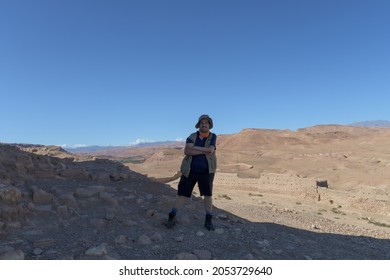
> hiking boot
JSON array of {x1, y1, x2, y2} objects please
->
[
  {"x1": 165, "y1": 211, "x2": 176, "y2": 229},
  {"x1": 204, "y1": 214, "x2": 215, "y2": 231}
]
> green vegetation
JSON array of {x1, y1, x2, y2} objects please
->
[
  {"x1": 361, "y1": 217, "x2": 390, "y2": 228},
  {"x1": 369, "y1": 221, "x2": 390, "y2": 228},
  {"x1": 331, "y1": 207, "x2": 346, "y2": 215},
  {"x1": 117, "y1": 157, "x2": 145, "y2": 164},
  {"x1": 220, "y1": 194, "x2": 232, "y2": 200},
  {"x1": 249, "y1": 193, "x2": 263, "y2": 197},
  {"x1": 317, "y1": 209, "x2": 327, "y2": 215}
]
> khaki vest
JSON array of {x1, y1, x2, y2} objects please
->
[{"x1": 180, "y1": 132, "x2": 217, "y2": 177}]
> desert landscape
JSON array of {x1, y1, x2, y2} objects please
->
[{"x1": 1, "y1": 125, "x2": 389, "y2": 260}]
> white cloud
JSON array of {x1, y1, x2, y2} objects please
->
[
  {"x1": 127, "y1": 139, "x2": 156, "y2": 146},
  {"x1": 127, "y1": 138, "x2": 184, "y2": 146},
  {"x1": 60, "y1": 144, "x2": 88, "y2": 149}
]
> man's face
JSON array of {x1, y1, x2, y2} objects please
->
[{"x1": 199, "y1": 119, "x2": 210, "y2": 132}]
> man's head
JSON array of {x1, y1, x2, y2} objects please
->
[{"x1": 195, "y1": 114, "x2": 213, "y2": 132}]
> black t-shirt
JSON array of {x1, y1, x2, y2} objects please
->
[{"x1": 187, "y1": 132, "x2": 216, "y2": 173}]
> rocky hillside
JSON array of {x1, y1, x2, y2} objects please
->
[{"x1": 1, "y1": 143, "x2": 389, "y2": 260}]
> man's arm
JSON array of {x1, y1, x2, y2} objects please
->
[{"x1": 184, "y1": 143, "x2": 215, "y2": 156}]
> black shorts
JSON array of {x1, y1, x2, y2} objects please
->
[{"x1": 177, "y1": 172, "x2": 215, "y2": 198}]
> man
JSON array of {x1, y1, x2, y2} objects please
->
[{"x1": 166, "y1": 114, "x2": 217, "y2": 230}]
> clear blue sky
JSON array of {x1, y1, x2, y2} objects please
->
[{"x1": 1, "y1": 0, "x2": 389, "y2": 147}]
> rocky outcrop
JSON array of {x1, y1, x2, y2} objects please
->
[
  {"x1": 0, "y1": 143, "x2": 156, "y2": 260},
  {"x1": 0, "y1": 144, "x2": 135, "y2": 185}
]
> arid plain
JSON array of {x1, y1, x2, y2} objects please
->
[{"x1": 105, "y1": 125, "x2": 390, "y2": 235}]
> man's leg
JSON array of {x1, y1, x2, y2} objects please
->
[
  {"x1": 204, "y1": 195, "x2": 213, "y2": 215},
  {"x1": 166, "y1": 195, "x2": 187, "y2": 229},
  {"x1": 199, "y1": 173, "x2": 215, "y2": 231},
  {"x1": 172, "y1": 195, "x2": 187, "y2": 210},
  {"x1": 166, "y1": 174, "x2": 197, "y2": 229},
  {"x1": 203, "y1": 196, "x2": 214, "y2": 231}
]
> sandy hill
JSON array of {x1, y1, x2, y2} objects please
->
[
  {"x1": 121, "y1": 125, "x2": 390, "y2": 185},
  {"x1": 1, "y1": 125, "x2": 390, "y2": 260}
]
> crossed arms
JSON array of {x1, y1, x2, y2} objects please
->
[{"x1": 184, "y1": 143, "x2": 215, "y2": 156}]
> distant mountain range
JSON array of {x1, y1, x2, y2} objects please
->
[
  {"x1": 64, "y1": 121, "x2": 390, "y2": 153},
  {"x1": 350, "y1": 120, "x2": 390, "y2": 128},
  {"x1": 63, "y1": 145, "x2": 121, "y2": 153},
  {"x1": 64, "y1": 141, "x2": 183, "y2": 153}
]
